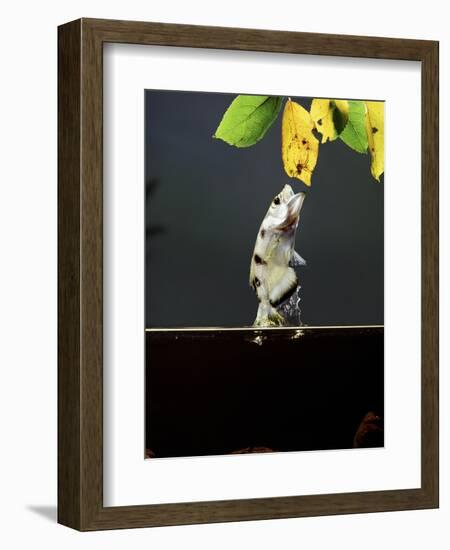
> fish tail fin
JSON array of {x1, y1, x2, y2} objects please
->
[{"x1": 253, "y1": 302, "x2": 287, "y2": 328}]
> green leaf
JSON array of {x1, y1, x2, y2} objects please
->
[
  {"x1": 339, "y1": 100, "x2": 368, "y2": 153},
  {"x1": 213, "y1": 95, "x2": 283, "y2": 148}
]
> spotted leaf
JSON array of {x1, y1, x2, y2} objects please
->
[
  {"x1": 281, "y1": 99, "x2": 319, "y2": 186},
  {"x1": 310, "y1": 99, "x2": 349, "y2": 143},
  {"x1": 365, "y1": 101, "x2": 384, "y2": 181}
]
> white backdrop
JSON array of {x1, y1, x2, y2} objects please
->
[
  {"x1": 0, "y1": 0, "x2": 447, "y2": 548},
  {"x1": 103, "y1": 45, "x2": 421, "y2": 506}
]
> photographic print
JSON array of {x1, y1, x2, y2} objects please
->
[
  {"x1": 145, "y1": 90, "x2": 384, "y2": 459},
  {"x1": 58, "y1": 19, "x2": 438, "y2": 529}
]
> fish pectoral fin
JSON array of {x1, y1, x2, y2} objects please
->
[
  {"x1": 268, "y1": 266, "x2": 298, "y2": 307},
  {"x1": 249, "y1": 262, "x2": 255, "y2": 287},
  {"x1": 290, "y1": 250, "x2": 307, "y2": 267}
]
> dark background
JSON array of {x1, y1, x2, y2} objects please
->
[{"x1": 145, "y1": 90, "x2": 384, "y2": 327}]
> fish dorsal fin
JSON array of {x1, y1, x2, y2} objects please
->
[
  {"x1": 290, "y1": 250, "x2": 307, "y2": 267},
  {"x1": 268, "y1": 266, "x2": 298, "y2": 307}
]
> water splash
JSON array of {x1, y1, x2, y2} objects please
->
[{"x1": 278, "y1": 285, "x2": 302, "y2": 326}]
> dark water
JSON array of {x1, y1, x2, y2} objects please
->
[{"x1": 146, "y1": 326, "x2": 384, "y2": 458}]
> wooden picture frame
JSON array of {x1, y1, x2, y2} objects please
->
[{"x1": 58, "y1": 18, "x2": 439, "y2": 531}]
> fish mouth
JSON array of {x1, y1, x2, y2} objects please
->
[{"x1": 278, "y1": 193, "x2": 305, "y2": 230}]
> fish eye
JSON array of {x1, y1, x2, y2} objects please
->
[{"x1": 273, "y1": 197, "x2": 280, "y2": 205}]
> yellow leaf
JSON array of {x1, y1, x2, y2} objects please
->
[
  {"x1": 310, "y1": 99, "x2": 349, "y2": 143},
  {"x1": 310, "y1": 99, "x2": 335, "y2": 143},
  {"x1": 334, "y1": 100, "x2": 349, "y2": 118},
  {"x1": 282, "y1": 99, "x2": 319, "y2": 186},
  {"x1": 365, "y1": 101, "x2": 384, "y2": 181}
]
